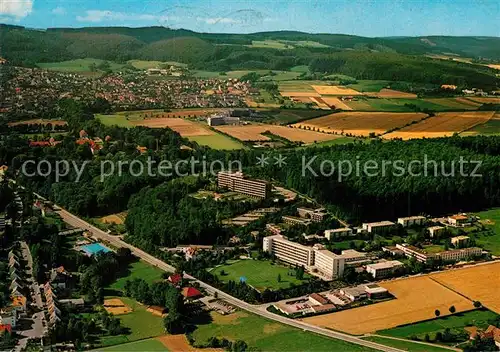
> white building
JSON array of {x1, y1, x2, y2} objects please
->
[
  {"x1": 448, "y1": 214, "x2": 470, "y2": 227},
  {"x1": 428, "y1": 226, "x2": 446, "y2": 238},
  {"x1": 263, "y1": 235, "x2": 345, "y2": 279},
  {"x1": 366, "y1": 260, "x2": 404, "y2": 279},
  {"x1": 362, "y1": 221, "x2": 395, "y2": 233},
  {"x1": 340, "y1": 249, "x2": 370, "y2": 266},
  {"x1": 439, "y1": 247, "x2": 482, "y2": 262},
  {"x1": 397, "y1": 216, "x2": 426, "y2": 227},
  {"x1": 324, "y1": 228, "x2": 353, "y2": 240},
  {"x1": 451, "y1": 235, "x2": 470, "y2": 247}
]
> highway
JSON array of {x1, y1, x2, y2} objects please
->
[{"x1": 55, "y1": 205, "x2": 403, "y2": 352}]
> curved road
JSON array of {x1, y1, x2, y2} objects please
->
[{"x1": 56, "y1": 205, "x2": 402, "y2": 352}]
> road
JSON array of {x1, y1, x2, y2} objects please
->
[{"x1": 56, "y1": 205, "x2": 402, "y2": 352}]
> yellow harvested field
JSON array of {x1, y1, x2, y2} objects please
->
[
  {"x1": 215, "y1": 124, "x2": 341, "y2": 143},
  {"x1": 373, "y1": 89, "x2": 417, "y2": 99},
  {"x1": 454, "y1": 97, "x2": 483, "y2": 107},
  {"x1": 383, "y1": 111, "x2": 495, "y2": 140},
  {"x1": 134, "y1": 118, "x2": 213, "y2": 137},
  {"x1": 311, "y1": 85, "x2": 362, "y2": 96},
  {"x1": 487, "y1": 64, "x2": 500, "y2": 70},
  {"x1": 280, "y1": 91, "x2": 321, "y2": 97},
  {"x1": 104, "y1": 298, "x2": 132, "y2": 315},
  {"x1": 302, "y1": 276, "x2": 473, "y2": 335},
  {"x1": 293, "y1": 112, "x2": 426, "y2": 137},
  {"x1": 431, "y1": 262, "x2": 500, "y2": 314},
  {"x1": 309, "y1": 97, "x2": 331, "y2": 109},
  {"x1": 467, "y1": 97, "x2": 500, "y2": 104},
  {"x1": 157, "y1": 335, "x2": 223, "y2": 352},
  {"x1": 320, "y1": 97, "x2": 353, "y2": 110},
  {"x1": 100, "y1": 212, "x2": 127, "y2": 225}
]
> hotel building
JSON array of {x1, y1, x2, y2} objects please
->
[
  {"x1": 397, "y1": 216, "x2": 426, "y2": 227},
  {"x1": 217, "y1": 171, "x2": 271, "y2": 199}
]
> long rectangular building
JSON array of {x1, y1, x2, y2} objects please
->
[
  {"x1": 263, "y1": 235, "x2": 346, "y2": 279},
  {"x1": 396, "y1": 243, "x2": 482, "y2": 263},
  {"x1": 217, "y1": 171, "x2": 270, "y2": 199}
]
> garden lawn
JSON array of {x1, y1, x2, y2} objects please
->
[
  {"x1": 362, "y1": 336, "x2": 452, "y2": 352},
  {"x1": 472, "y1": 208, "x2": 500, "y2": 255},
  {"x1": 193, "y1": 311, "x2": 375, "y2": 352},
  {"x1": 109, "y1": 261, "x2": 164, "y2": 292},
  {"x1": 95, "y1": 337, "x2": 168, "y2": 351},
  {"x1": 99, "y1": 297, "x2": 165, "y2": 347},
  {"x1": 377, "y1": 309, "x2": 498, "y2": 339},
  {"x1": 213, "y1": 260, "x2": 309, "y2": 291}
]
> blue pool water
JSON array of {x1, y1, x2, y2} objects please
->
[{"x1": 80, "y1": 243, "x2": 111, "y2": 256}]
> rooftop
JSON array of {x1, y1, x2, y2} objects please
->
[{"x1": 367, "y1": 260, "x2": 403, "y2": 270}]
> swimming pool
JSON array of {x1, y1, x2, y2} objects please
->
[{"x1": 80, "y1": 243, "x2": 111, "y2": 256}]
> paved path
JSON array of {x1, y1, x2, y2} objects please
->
[{"x1": 54, "y1": 205, "x2": 402, "y2": 352}]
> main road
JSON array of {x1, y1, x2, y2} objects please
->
[{"x1": 56, "y1": 205, "x2": 402, "y2": 352}]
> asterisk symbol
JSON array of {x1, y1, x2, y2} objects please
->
[
  {"x1": 274, "y1": 154, "x2": 287, "y2": 167},
  {"x1": 256, "y1": 154, "x2": 269, "y2": 167}
]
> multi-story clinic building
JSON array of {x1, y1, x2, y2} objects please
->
[
  {"x1": 217, "y1": 171, "x2": 271, "y2": 199},
  {"x1": 263, "y1": 235, "x2": 345, "y2": 279}
]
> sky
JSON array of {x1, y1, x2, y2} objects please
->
[{"x1": 0, "y1": 0, "x2": 499, "y2": 37}]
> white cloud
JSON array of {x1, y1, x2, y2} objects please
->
[
  {"x1": 51, "y1": 6, "x2": 65, "y2": 15},
  {"x1": 76, "y1": 10, "x2": 173, "y2": 23},
  {"x1": 0, "y1": 0, "x2": 33, "y2": 19},
  {"x1": 199, "y1": 17, "x2": 239, "y2": 25}
]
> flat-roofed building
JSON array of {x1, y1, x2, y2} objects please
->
[
  {"x1": 340, "y1": 249, "x2": 370, "y2": 266},
  {"x1": 314, "y1": 249, "x2": 345, "y2": 280},
  {"x1": 282, "y1": 215, "x2": 311, "y2": 226},
  {"x1": 428, "y1": 226, "x2": 446, "y2": 238},
  {"x1": 451, "y1": 235, "x2": 470, "y2": 247},
  {"x1": 364, "y1": 283, "x2": 389, "y2": 299},
  {"x1": 308, "y1": 293, "x2": 329, "y2": 306},
  {"x1": 324, "y1": 227, "x2": 353, "y2": 240},
  {"x1": 397, "y1": 216, "x2": 426, "y2": 227},
  {"x1": 263, "y1": 235, "x2": 345, "y2": 279},
  {"x1": 438, "y1": 247, "x2": 482, "y2": 262},
  {"x1": 448, "y1": 214, "x2": 470, "y2": 227},
  {"x1": 297, "y1": 207, "x2": 327, "y2": 222},
  {"x1": 396, "y1": 244, "x2": 434, "y2": 263},
  {"x1": 263, "y1": 235, "x2": 314, "y2": 268},
  {"x1": 217, "y1": 171, "x2": 270, "y2": 199},
  {"x1": 366, "y1": 260, "x2": 404, "y2": 279},
  {"x1": 362, "y1": 221, "x2": 395, "y2": 233},
  {"x1": 340, "y1": 286, "x2": 367, "y2": 302},
  {"x1": 266, "y1": 223, "x2": 283, "y2": 236}
]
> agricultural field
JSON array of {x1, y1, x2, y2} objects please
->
[
  {"x1": 96, "y1": 338, "x2": 168, "y2": 351},
  {"x1": 377, "y1": 309, "x2": 498, "y2": 339},
  {"x1": 293, "y1": 112, "x2": 427, "y2": 136},
  {"x1": 37, "y1": 58, "x2": 125, "y2": 75},
  {"x1": 108, "y1": 260, "x2": 164, "y2": 292},
  {"x1": 278, "y1": 80, "x2": 326, "y2": 93},
  {"x1": 215, "y1": 124, "x2": 342, "y2": 143},
  {"x1": 383, "y1": 111, "x2": 495, "y2": 140},
  {"x1": 249, "y1": 40, "x2": 292, "y2": 50},
  {"x1": 302, "y1": 276, "x2": 474, "y2": 335},
  {"x1": 369, "y1": 89, "x2": 417, "y2": 99},
  {"x1": 361, "y1": 336, "x2": 452, "y2": 352},
  {"x1": 430, "y1": 261, "x2": 500, "y2": 314},
  {"x1": 188, "y1": 134, "x2": 244, "y2": 150},
  {"x1": 134, "y1": 118, "x2": 212, "y2": 136},
  {"x1": 455, "y1": 97, "x2": 483, "y2": 107},
  {"x1": 7, "y1": 119, "x2": 67, "y2": 127},
  {"x1": 423, "y1": 98, "x2": 481, "y2": 110},
  {"x1": 345, "y1": 80, "x2": 391, "y2": 92},
  {"x1": 100, "y1": 212, "x2": 127, "y2": 225},
  {"x1": 192, "y1": 311, "x2": 376, "y2": 352},
  {"x1": 311, "y1": 85, "x2": 363, "y2": 96},
  {"x1": 466, "y1": 97, "x2": 500, "y2": 104},
  {"x1": 260, "y1": 109, "x2": 332, "y2": 124},
  {"x1": 319, "y1": 97, "x2": 353, "y2": 110},
  {"x1": 212, "y1": 259, "x2": 309, "y2": 291},
  {"x1": 461, "y1": 119, "x2": 500, "y2": 135},
  {"x1": 156, "y1": 335, "x2": 220, "y2": 351}
]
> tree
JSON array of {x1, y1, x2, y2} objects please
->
[
  {"x1": 424, "y1": 334, "x2": 430, "y2": 342},
  {"x1": 163, "y1": 310, "x2": 185, "y2": 334},
  {"x1": 449, "y1": 305, "x2": 456, "y2": 314},
  {"x1": 435, "y1": 309, "x2": 441, "y2": 317},
  {"x1": 473, "y1": 301, "x2": 482, "y2": 308},
  {"x1": 277, "y1": 274, "x2": 281, "y2": 282}
]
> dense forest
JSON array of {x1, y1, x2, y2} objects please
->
[{"x1": 1, "y1": 24, "x2": 499, "y2": 89}]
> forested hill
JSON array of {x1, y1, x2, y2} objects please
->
[{"x1": 1, "y1": 24, "x2": 499, "y2": 88}]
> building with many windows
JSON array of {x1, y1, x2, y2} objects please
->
[
  {"x1": 262, "y1": 235, "x2": 347, "y2": 279},
  {"x1": 362, "y1": 221, "x2": 395, "y2": 233},
  {"x1": 366, "y1": 260, "x2": 404, "y2": 279},
  {"x1": 217, "y1": 171, "x2": 271, "y2": 199},
  {"x1": 396, "y1": 243, "x2": 482, "y2": 263},
  {"x1": 297, "y1": 207, "x2": 328, "y2": 222},
  {"x1": 324, "y1": 227, "x2": 353, "y2": 240},
  {"x1": 397, "y1": 216, "x2": 426, "y2": 227}
]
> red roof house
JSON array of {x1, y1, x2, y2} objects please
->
[
  {"x1": 168, "y1": 273, "x2": 182, "y2": 285},
  {"x1": 181, "y1": 287, "x2": 202, "y2": 299},
  {"x1": 0, "y1": 324, "x2": 12, "y2": 334}
]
